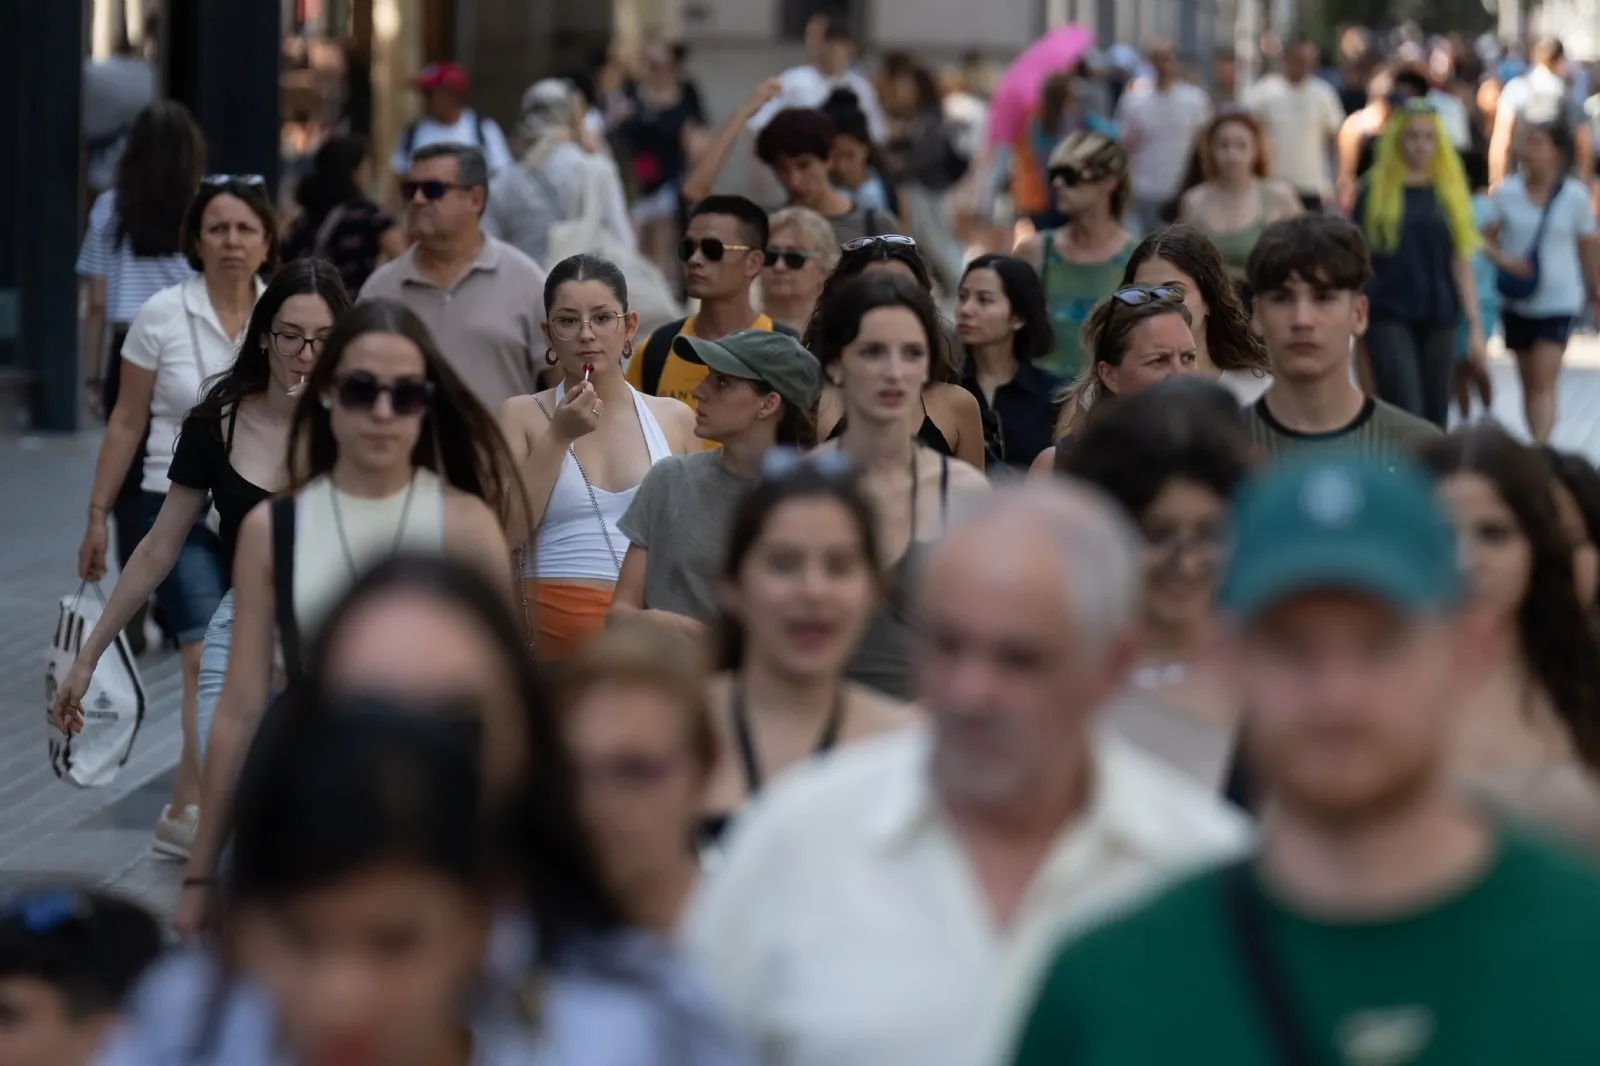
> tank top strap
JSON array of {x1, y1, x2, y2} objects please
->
[{"x1": 553, "y1": 381, "x2": 673, "y2": 463}]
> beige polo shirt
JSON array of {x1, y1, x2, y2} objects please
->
[{"x1": 358, "y1": 235, "x2": 546, "y2": 410}]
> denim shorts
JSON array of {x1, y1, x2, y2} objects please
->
[
  {"x1": 140, "y1": 491, "x2": 227, "y2": 646},
  {"x1": 195, "y1": 591, "x2": 234, "y2": 763}
]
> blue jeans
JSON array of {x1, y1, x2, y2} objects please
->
[
  {"x1": 139, "y1": 491, "x2": 226, "y2": 646},
  {"x1": 196, "y1": 590, "x2": 234, "y2": 764}
]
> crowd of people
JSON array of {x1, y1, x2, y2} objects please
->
[{"x1": 14, "y1": 17, "x2": 1600, "y2": 1066}]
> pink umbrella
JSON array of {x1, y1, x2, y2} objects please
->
[{"x1": 988, "y1": 25, "x2": 1096, "y2": 148}]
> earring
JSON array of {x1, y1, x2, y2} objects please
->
[
  {"x1": 828, "y1": 370, "x2": 842, "y2": 386},
  {"x1": 623, "y1": 341, "x2": 634, "y2": 360},
  {"x1": 319, "y1": 396, "x2": 333, "y2": 410},
  {"x1": 544, "y1": 349, "x2": 558, "y2": 366}
]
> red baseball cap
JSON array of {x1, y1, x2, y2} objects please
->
[{"x1": 414, "y1": 62, "x2": 469, "y2": 94}]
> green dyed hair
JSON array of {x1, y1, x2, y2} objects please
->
[{"x1": 1361, "y1": 106, "x2": 1478, "y2": 258}]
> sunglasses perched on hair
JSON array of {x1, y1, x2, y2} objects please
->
[
  {"x1": 678, "y1": 237, "x2": 754, "y2": 262},
  {"x1": 400, "y1": 179, "x2": 467, "y2": 202},
  {"x1": 2, "y1": 890, "x2": 91, "y2": 935},
  {"x1": 1110, "y1": 285, "x2": 1186, "y2": 308},
  {"x1": 332, "y1": 371, "x2": 435, "y2": 415},
  {"x1": 765, "y1": 248, "x2": 818, "y2": 269},
  {"x1": 761, "y1": 446, "x2": 856, "y2": 481},
  {"x1": 202, "y1": 173, "x2": 267, "y2": 187},
  {"x1": 840, "y1": 234, "x2": 918, "y2": 253}
]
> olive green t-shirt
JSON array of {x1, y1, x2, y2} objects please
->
[
  {"x1": 1245, "y1": 394, "x2": 1441, "y2": 465},
  {"x1": 1010, "y1": 831, "x2": 1600, "y2": 1066}
]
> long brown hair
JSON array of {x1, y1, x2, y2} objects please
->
[
  {"x1": 287, "y1": 300, "x2": 525, "y2": 529},
  {"x1": 1123, "y1": 225, "x2": 1268, "y2": 374}
]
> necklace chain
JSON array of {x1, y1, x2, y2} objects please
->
[{"x1": 328, "y1": 472, "x2": 419, "y2": 579}]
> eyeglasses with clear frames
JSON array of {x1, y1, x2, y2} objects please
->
[{"x1": 548, "y1": 312, "x2": 626, "y2": 341}]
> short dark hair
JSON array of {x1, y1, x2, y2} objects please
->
[
  {"x1": 962, "y1": 254, "x2": 1055, "y2": 362},
  {"x1": 0, "y1": 889, "x2": 162, "y2": 1018},
  {"x1": 181, "y1": 178, "x2": 281, "y2": 274},
  {"x1": 413, "y1": 142, "x2": 489, "y2": 192},
  {"x1": 1246, "y1": 214, "x2": 1373, "y2": 294},
  {"x1": 1393, "y1": 66, "x2": 1431, "y2": 99},
  {"x1": 690, "y1": 195, "x2": 770, "y2": 250},
  {"x1": 820, "y1": 89, "x2": 872, "y2": 145},
  {"x1": 756, "y1": 109, "x2": 836, "y2": 167}
]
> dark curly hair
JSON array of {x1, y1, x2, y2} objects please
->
[
  {"x1": 1420, "y1": 427, "x2": 1600, "y2": 771},
  {"x1": 1123, "y1": 226, "x2": 1268, "y2": 375},
  {"x1": 755, "y1": 107, "x2": 837, "y2": 167}
]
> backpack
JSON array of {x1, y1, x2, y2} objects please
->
[
  {"x1": 402, "y1": 111, "x2": 489, "y2": 160},
  {"x1": 636, "y1": 319, "x2": 800, "y2": 397}
]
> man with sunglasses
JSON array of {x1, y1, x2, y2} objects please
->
[
  {"x1": 360, "y1": 143, "x2": 547, "y2": 410},
  {"x1": 626, "y1": 196, "x2": 798, "y2": 413},
  {"x1": 0, "y1": 889, "x2": 161, "y2": 1066}
]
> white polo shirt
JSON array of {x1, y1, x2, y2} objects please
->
[
  {"x1": 685, "y1": 725, "x2": 1250, "y2": 1066},
  {"x1": 120, "y1": 276, "x2": 262, "y2": 494}
]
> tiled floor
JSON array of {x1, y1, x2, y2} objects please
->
[{"x1": 3, "y1": 340, "x2": 1599, "y2": 919}]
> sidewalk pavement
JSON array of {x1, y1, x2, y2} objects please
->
[{"x1": 3, "y1": 341, "x2": 1600, "y2": 918}]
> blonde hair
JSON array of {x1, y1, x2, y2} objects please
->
[
  {"x1": 560, "y1": 622, "x2": 718, "y2": 775},
  {"x1": 1047, "y1": 130, "x2": 1132, "y2": 218},
  {"x1": 1362, "y1": 107, "x2": 1477, "y2": 257},
  {"x1": 767, "y1": 206, "x2": 842, "y2": 272}
]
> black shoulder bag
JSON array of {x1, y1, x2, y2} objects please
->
[{"x1": 1224, "y1": 862, "x2": 1321, "y2": 1066}]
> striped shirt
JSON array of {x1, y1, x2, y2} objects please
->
[
  {"x1": 1246, "y1": 394, "x2": 1441, "y2": 464},
  {"x1": 75, "y1": 190, "x2": 195, "y2": 325}
]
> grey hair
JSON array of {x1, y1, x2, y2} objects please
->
[
  {"x1": 413, "y1": 142, "x2": 489, "y2": 194},
  {"x1": 941, "y1": 482, "x2": 1144, "y2": 659}
]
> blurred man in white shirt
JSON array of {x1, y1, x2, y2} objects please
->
[
  {"x1": 686, "y1": 484, "x2": 1249, "y2": 1066},
  {"x1": 748, "y1": 13, "x2": 886, "y2": 144},
  {"x1": 1115, "y1": 40, "x2": 1213, "y2": 235},
  {"x1": 1244, "y1": 39, "x2": 1345, "y2": 210}
]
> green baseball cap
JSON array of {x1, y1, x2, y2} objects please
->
[
  {"x1": 1218, "y1": 453, "x2": 1462, "y2": 621},
  {"x1": 673, "y1": 330, "x2": 822, "y2": 412}
]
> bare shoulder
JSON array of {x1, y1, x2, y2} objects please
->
[
  {"x1": 1270, "y1": 180, "x2": 1304, "y2": 216},
  {"x1": 944, "y1": 455, "x2": 991, "y2": 492},
  {"x1": 930, "y1": 381, "x2": 980, "y2": 417},
  {"x1": 1016, "y1": 232, "x2": 1045, "y2": 267},
  {"x1": 642, "y1": 393, "x2": 697, "y2": 449},
  {"x1": 496, "y1": 391, "x2": 557, "y2": 436},
  {"x1": 847, "y1": 683, "x2": 920, "y2": 738}
]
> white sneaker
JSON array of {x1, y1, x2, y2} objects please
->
[{"x1": 152, "y1": 805, "x2": 199, "y2": 860}]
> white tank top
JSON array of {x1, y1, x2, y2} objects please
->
[
  {"x1": 525, "y1": 383, "x2": 673, "y2": 582},
  {"x1": 293, "y1": 469, "x2": 446, "y2": 637}
]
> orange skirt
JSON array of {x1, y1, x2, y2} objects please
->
[{"x1": 528, "y1": 581, "x2": 613, "y2": 661}]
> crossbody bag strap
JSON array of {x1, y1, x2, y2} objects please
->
[
  {"x1": 1526, "y1": 180, "x2": 1563, "y2": 256},
  {"x1": 1223, "y1": 863, "x2": 1320, "y2": 1066},
  {"x1": 270, "y1": 496, "x2": 304, "y2": 686}
]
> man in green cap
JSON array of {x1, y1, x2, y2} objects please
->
[
  {"x1": 612, "y1": 329, "x2": 822, "y2": 634},
  {"x1": 1006, "y1": 454, "x2": 1600, "y2": 1066}
]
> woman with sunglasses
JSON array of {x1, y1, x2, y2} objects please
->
[
  {"x1": 1122, "y1": 225, "x2": 1272, "y2": 402},
  {"x1": 1030, "y1": 285, "x2": 1201, "y2": 477},
  {"x1": 760, "y1": 206, "x2": 839, "y2": 334},
  {"x1": 811, "y1": 272, "x2": 989, "y2": 699},
  {"x1": 53, "y1": 259, "x2": 348, "y2": 770},
  {"x1": 174, "y1": 299, "x2": 521, "y2": 933},
  {"x1": 71, "y1": 176, "x2": 276, "y2": 859},
  {"x1": 500, "y1": 254, "x2": 698, "y2": 661},
  {"x1": 807, "y1": 234, "x2": 986, "y2": 469},
  {"x1": 1058, "y1": 377, "x2": 1253, "y2": 791},
  {"x1": 1016, "y1": 131, "x2": 1138, "y2": 381},
  {"x1": 700, "y1": 454, "x2": 915, "y2": 850},
  {"x1": 1358, "y1": 100, "x2": 1486, "y2": 429}
]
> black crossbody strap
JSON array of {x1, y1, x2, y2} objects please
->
[
  {"x1": 1224, "y1": 863, "x2": 1320, "y2": 1066},
  {"x1": 270, "y1": 496, "x2": 304, "y2": 686}
]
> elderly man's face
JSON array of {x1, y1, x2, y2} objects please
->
[{"x1": 918, "y1": 528, "x2": 1121, "y2": 809}]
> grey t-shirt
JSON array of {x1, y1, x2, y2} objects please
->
[{"x1": 617, "y1": 451, "x2": 748, "y2": 622}]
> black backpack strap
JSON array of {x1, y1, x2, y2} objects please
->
[
  {"x1": 640, "y1": 317, "x2": 689, "y2": 397},
  {"x1": 270, "y1": 496, "x2": 303, "y2": 686},
  {"x1": 475, "y1": 112, "x2": 488, "y2": 149},
  {"x1": 1223, "y1": 863, "x2": 1319, "y2": 1066},
  {"x1": 401, "y1": 119, "x2": 419, "y2": 159}
]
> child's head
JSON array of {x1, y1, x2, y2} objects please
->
[
  {"x1": 756, "y1": 108, "x2": 838, "y2": 209},
  {"x1": 0, "y1": 890, "x2": 162, "y2": 1066},
  {"x1": 1246, "y1": 215, "x2": 1373, "y2": 385}
]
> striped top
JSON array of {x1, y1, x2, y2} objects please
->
[
  {"x1": 75, "y1": 190, "x2": 195, "y2": 325},
  {"x1": 1245, "y1": 395, "x2": 1441, "y2": 465}
]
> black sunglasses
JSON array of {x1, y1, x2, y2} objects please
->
[
  {"x1": 761, "y1": 446, "x2": 856, "y2": 481},
  {"x1": 332, "y1": 371, "x2": 435, "y2": 415},
  {"x1": 678, "y1": 237, "x2": 755, "y2": 262},
  {"x1": 1110, "y1": 285, "x2": 1186, "y2": 308},
  {"x1": 1048, "y1": 165, "x2": 1089, "y2": 187},
  {"x1": 764, "y1": 248, "x2": 817, "y2": 269},
  {"x1": 840, "y1": 234, "x2": 918, "y2": 253},
  {"x1": 400, "y1": 179, "x2": 466, "y2": 202}
]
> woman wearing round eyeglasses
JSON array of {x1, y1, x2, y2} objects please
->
[
  {"x1": 1030, "y1": 285, "x2": 1201, "y2": 477},
  {"x1": 1059, "y1": 377, "x2": 1253, "y2": 791},
  {"x1": 499, "y1": 254, "x2": 698, "y2": 662},
  {"x1": 700, "y1": 452, "x2": 915, "y2": 851},
  {"x1": 53, "y1": 259, "x2": 349, "y2": 783},
  {"x1": 72, "y1": 176, "x2": 276, "y2": 859},
  {"x1": 760, "y1": 206, "x2": 839, "y2": 334},
  {"x1": 810, "y1": 272, "x2": 989, "y2": 700},
  {"x1": 807, "y1": 234, "x2": 986, "y2": 469},
  {"x1": 174, "y1": 298, "x2": 522, "y2": 932}
]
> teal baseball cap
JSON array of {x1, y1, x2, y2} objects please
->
[
  {"x1": 673, "y1": 330, "x2": 822, "y2": 412},
  {"x1": 1218, "y1": 453, "x2": 1462, "y2": 621}
]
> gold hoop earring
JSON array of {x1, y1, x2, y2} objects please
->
[{"x1": 544, "y1": 349, "x2": 558, "y2": 367}]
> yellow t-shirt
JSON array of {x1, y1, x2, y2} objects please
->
[{"x1": 625, "y1": 313, "x2": 785, "y2": 409}]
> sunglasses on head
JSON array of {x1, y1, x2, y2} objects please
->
[
  {"x1": 1110, "y1": 285, "x2": 1186, "y2": 308},
  {"x1": 1, "y1": 890, "x2": 90, "y2": 936},
  {"x1": 678, "y1": 237, "x2": 755, "y2": 262},
  {"x1": 840, "y1": 234, "x2": 918, "y2": 253},
  {"x1": 765, "y1": 248, "x2": 817, "y2": 269},
  {"x1": 332, "y1": 371, "x2": 434, "y2": 415},
  {"x1": 400, "y1": 179, "x2": 466, "y2": 202},
  {"x1": 761, "y1": 446, "x2": 856, "y2": 482},
  {"x1": 202, "y1": 173, "x2": 266, "y2": 188}
]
